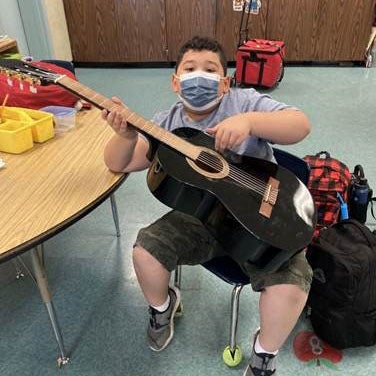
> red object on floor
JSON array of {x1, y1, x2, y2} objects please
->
[{"x1": 293, "y1": 330, "x2": 343, "y2": 366}]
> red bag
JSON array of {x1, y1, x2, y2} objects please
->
[
  {"x1": 0, "y1": 61, "x2": 78, "y2": 109},
  {"x1": 235, "y1": 39, "x2": 285, "y2": 88}
]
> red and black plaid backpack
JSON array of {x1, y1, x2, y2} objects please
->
[{"x1": 304, "y1": 151, "x2": 351, "y2": 239}]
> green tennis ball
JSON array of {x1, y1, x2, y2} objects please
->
[{"x1": 222, "y1": 345, "x2": 242, "y2": 367}]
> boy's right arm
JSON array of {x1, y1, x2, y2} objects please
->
[{"x1": 102, "y1": 97, "x2": 151, "y2": 173}]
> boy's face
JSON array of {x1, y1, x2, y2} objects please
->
[{"x1": 172, "y1": 49, "x2": 230, "y2": 96}]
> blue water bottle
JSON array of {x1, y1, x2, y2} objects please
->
[{"x1": 349, "y1": 165, "x2": 370, "y2": 223}]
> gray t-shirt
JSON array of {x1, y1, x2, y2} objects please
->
[{"x1": 151, "y1": 88, "x2": 295, "y2": 162}]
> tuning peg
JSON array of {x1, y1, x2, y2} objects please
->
[
  {"x1": 17, "y1": 74, "x2": 26, "y2": 91},
  {"x1": 29, "y1": 78, "x2": 39, "y2": 93}
]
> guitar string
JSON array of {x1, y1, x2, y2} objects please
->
[
  {"x1": 198, "y1": 153, "x2": 266, "y2": 194},
  {"x1": 198, "y1": 155, "x2": 277, "y2": 201},
  {"x1": 197, "y1": 153, "x2": 278, "y2": 200},
  {"x1": 198, "y1": 151, "x2": 268, "y2": 190},
  {"x1": 45, "y1": 80, "x2": 269, "y2": 192},
  {"x1": 44, "y1": 80, "x2": 277, "y2": 199},
  {"x1": 59, "y1": 84, "x2": 277, "y2": 199},
  {"x1": 153, "y1": 131, "x2": 277, "y2": 199}
]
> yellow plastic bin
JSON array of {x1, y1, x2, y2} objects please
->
[
  {"x1": 2, "y1": 106, "x2": 32, "y2": 124},
  {"x1": 0, "y1": 107, "x2": 54, "y2": 153},
  {"x1": 13, "y1": 107, "x2": 54, "y2": 143},
  {"x1": 0, "y1": 120, "x2": 34, "y2": 154}
]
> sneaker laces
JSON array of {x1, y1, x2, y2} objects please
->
[
  {"x1": 251, "y1": 352, "x2": 276, "y2": 376},
  {"x1": 148, "y1": 306, "x2": 171, "y2": 330},
  {"x1": 148, "y1": 307, "x2": 161, "y2": 329}
]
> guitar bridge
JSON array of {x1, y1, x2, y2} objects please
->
[{"x1": 259, "y1": 177, "x2": 279, "y2": 218}]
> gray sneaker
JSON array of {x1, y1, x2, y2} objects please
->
[
  {"x1": 147, "y1": 285, "x2": 181, "y2": 352},
  {"x1": 243, "y1": 330, "x2": 277, "y2": 376}
]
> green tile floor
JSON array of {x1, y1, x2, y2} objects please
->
[{"x1": 0, "y1": 65, "x2": 375, "y2": 376}]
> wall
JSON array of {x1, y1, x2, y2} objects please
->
[
  {"x1": 0, "y1": 0, "x2": 29, "y2": 54},
  {"x1": 0, "y1": 0, "x2": 72, "y2": 60},
  {"x1": 42, "y1": 0, "x2": 72, "y2": 60}
]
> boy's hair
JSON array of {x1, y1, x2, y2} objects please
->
[{"x1": 175, "y1": 36, "x2": 227, "y2": 75}]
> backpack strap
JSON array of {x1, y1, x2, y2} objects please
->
[
  {"x1": 354, "y1": 164, "x2": 365, "y2": 179},
  {"x1": 344, "y1": 219, "x2": 376, "y2": 247}
]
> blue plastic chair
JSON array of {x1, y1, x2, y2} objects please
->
[{"x1": 174, "y1": 147, "x2": 310, "y2": 366}]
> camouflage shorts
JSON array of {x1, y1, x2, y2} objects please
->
[{"x1": 135, "y1": 211, "x2": 312, "y2": 293}]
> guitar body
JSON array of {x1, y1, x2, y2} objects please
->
[{"x1": 147, "y1": 128, "x2": 316, "y2": 263}]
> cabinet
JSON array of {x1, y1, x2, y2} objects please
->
[
  {"x1": 63, "y1": 0, "x2": 375, "y2": 64},
  {"x1": 164, "y1": 0, "x2": 267, "y2": 61},
  {"x1": 267, "y1": 0, "x2": 376, "y2": 61},
  {"x1": 63, "y1": 0, "x2": 167, "y2": 62},
  {"x1": 165, "y1": 0, "x2": 217, "y2": 61},
  {"x1": 63, "y1": 0, "x2": 267, "y2": 63}
]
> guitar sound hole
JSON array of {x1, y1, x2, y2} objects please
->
[
  {"x1": 196, "y1": 160, "x2": 219, "y2": 173},
  {"x1": 197, "y1": 152, "x2": 223, "y2": 173}
]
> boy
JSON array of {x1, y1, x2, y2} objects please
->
[{"x1": 103, "y1": 36, "x2": 312, "y2": 376}]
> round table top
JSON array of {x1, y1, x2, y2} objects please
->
[{"x1": 0, "y1": 107, "x2": 126, "y2": 262}]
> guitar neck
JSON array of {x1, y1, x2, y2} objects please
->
[{"x1": 56, "y1": 75, "x2": 200, "y2": 160}]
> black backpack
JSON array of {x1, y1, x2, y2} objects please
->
[{"x1": 306, "y1": 219, "x2": 376, "y2": 349}]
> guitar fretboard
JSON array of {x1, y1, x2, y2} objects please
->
[{"x1": 56, "y1": 75, "x2": 200, "y2": 160}]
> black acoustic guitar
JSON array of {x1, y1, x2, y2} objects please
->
[{"x1": 0, "y1": 59, "x2": 316, "y2": 261}]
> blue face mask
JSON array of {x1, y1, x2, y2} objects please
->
[{"x1": 177, "y1": 71, "x2": 224, "y2": 112}]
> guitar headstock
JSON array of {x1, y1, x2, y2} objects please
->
[{"x1": 0, "y1": 59, "x2": 64, "y2": 92}]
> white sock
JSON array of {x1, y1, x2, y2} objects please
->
[
  {"x1": 254, "y1": 333, "x2": 279, "y2": 356},
  {"x1": 151, "y1": 294, "x2": 170, "y2": 313}
]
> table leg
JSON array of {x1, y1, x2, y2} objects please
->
[
  {"x1": 30, "y1": 246, "x2": 70, "y2": 368},
  {"x1": 110, "y1": 194, "x2": 121, "y2": 237}
]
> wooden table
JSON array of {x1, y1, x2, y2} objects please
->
[{"x1": 0, "y1": 108, "x2": 126, "y2": 365}]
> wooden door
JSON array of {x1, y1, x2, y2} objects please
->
[
  {"x1": 215, "y1": 0, "x2": 268, "y2": 61},
  {"x1": 63, "y1": 0, "x2": 167, "y2": 63},
  {"x1": 315, "y1": 0, "x2": 375, "y2": 61},
  {"x1": 165, "y1": 0, "x2": 217, "y2": 62},
  {"x1": 267, "y1": 0, "x2": 376, "y2": 62},
  {"x1": 266, "y1": 0, "x2": 321, "y2": 61}
]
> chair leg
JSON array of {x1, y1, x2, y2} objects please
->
[
  {"x1": 12, "y1": 258, "x2": 25, "y2": 279},
  {"x1": 174, "y1": 265, "x2": 182, "y2": 289},
  {"x1": 110, "y1": 194, "x2": 121, "y2": 237},
  {"x1": 229, "y1": 284, "x2": 244, "y2": 353},
  {"x1": 173, "y1": 265, "x2": 183, "y2": 316}
]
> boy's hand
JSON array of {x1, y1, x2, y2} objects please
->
[
  {"x1": 206, "y1": 114, "x2": 252, "y2": 152},
  {"x1": 101, "y1": 97, "x2": 138, "y2": 139}
]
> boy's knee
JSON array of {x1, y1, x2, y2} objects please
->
[
  {"x1": 133, "y1": 245, "x2": 152, "y2": 263},
  {"x1": 266, "y1": 284, "x2": 308, "y2": 304}
]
